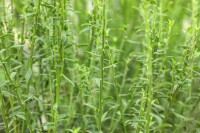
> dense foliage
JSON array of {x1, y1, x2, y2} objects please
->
[{"x1": 0, "y1": 0, "x2": 200, "y2": 133}]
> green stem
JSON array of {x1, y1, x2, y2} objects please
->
[
  {"x1": 109, "y1": 51, "x2": 127, "y2": 133},
  {"x1": 1, "y1": 62, "x2": 33, "y2": 133},
  {"x1": 54, "y1": 0, "x2": 66, "y2": 132},
  {"x1": 98, "y1": 0, "x2": 106, "y2": 132},
  {"x1": 181, "y1": 0, "x2": 198, "y2": 131},
  {"x1": 142, "y1": 1, "x2": 153, "y2": 132},
  {"x1": 0, "y1": 90, "x2": 9, "y2": 133}
]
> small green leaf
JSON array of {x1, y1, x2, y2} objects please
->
[
  {"x1": 53, "y1": 103, "x2": 58, "y2": 111},
  {"x1": 25, "y1": 69, "x2": 32, "y2": 82},
  {"x1": 62, "y1": 74, "x2": 74, "y2": 86},
  {"x1": 2, "y1": 90, "x2": 14, "y2": 97},
  {"x1": 94, "y1": 78, "x2": 100, "y2": 88},
  {"x1": 42, "y1": 55, "x2": 55, "y2": 63},
  {"x1": 79, "y1": 27, "x2": 91, "y2": 34},
  {"x1": 10, "y1": 72, "x2": 16, "y2": 79},
  {"x1": 61, "y1": 31, "x2": 67, "y2": 43},
  {"x1": 72, "y1": 127, "x2": 81, "y2": 133},
  {"x1": 83, "y1": 103, "x2": 96, "y2": 110},
  {"x1": 16, "y1": 114, "x2": 26, "y2": 120},
  {"x1": 168, "y1": 20, "x2": 174, "y2": 27},
  {"x1": 58, "y1": 114, "x2": 68, "y2": 120},
  {"x1": 101, "y1": 111, "x2": 108, "y2": 122}
]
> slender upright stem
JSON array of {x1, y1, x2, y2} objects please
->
[
  {"x1": 54, "y1": 0, "x2": 66, "y2": 132},
  {"x1": 0, "y1": 2, "x2": 9, "y2": 132},
  {"x1": 142, "y1": 0, "x2": 153, "y2": 132},
  {"x1": 27, "y1": 0, "x2": 41, "y2": 93},
  {"x1": 98, "y1": 0, "x2": 106, "y2": 132},
  {"x1": 0, "y1": 90, "x2": 9, "y2": 133},
  {"x1": 181, "y1": 0, "x2": 198, "y2": 131},
  {"x1": 108, "y1": 51, "x2": 127, "y2": 133},
  {"x1": 1, "y1": 62, "x2": 33, "y2": 133}
]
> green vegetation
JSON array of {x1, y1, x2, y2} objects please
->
[{"x1": 0, "y1": 0, "x2": 200, "y2": 133}]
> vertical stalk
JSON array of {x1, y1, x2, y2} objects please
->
[
  {"x1": 136, "y1": 90, "x2": 146, "y2": 133},
  {"x1": 54, "y1": 0, "x2": 66, "y2": 132},
  {"x1": 186, "y1": 0, "x2": 198, "y2": 102},
  {"x1": 0, "y1": 90, "x2": 9, "y2": 133},
  {"x1": 142, "y1": 0, "x2": 153, "y2": 132},
  {"x1": 181, "y1": 0, "x2": 198, "y2": 131},
  {"x1": 17, "y1": 9, "x2": 25, "y2": 133},
  {"x1": 88, "y1": 0, "x2": 96, "y2": 68},
  {"x1": 27, "y1": 0, "x2": 41, "y2": 93},
  {"x1": 98, "y1": 0, "x2": 105, "y2": 132},
  {"x1": 136, "y1": 0, "x2": 155, "y2": 132},
  {"x1": 51, "y1": 0, "x2": 57, "y2": 131},
  {"x1": 80, "y1": 84, "x2": 85, "y2": 133},
  {"x1": 88, "y1": 1, "x2": 99, "y2": 130},
  {"x1": 182, "y1": 0, "x2": 198, "y2": 111},
  {"x1": 108, "y1": 50, "x2": 127, "y2": 133},
  {"x1": 78, "y1": 66, "x2": 88, "y2": 133},
  {"x1": 19, "y1": 19, "x2": 25, "y2": 64},
  {"x1": 158, "y1": 0, "x2": 163, "y2": 48},
  {"x1": 1, "y1": 62, "x2": 33, "y2": 133},
  {"x1": 52, "y1": 0, "x2": 58, "y2": 132},
  {"x1": 110, "y1": 58, "x2": 130, "y2": 133},
  {"x1": 0, "y1": 1, "x2": 9, "y2": 133}
]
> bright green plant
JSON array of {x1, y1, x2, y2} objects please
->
[{"x1": 0, "y1": 0, "x2": 200, "y2": 133}]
